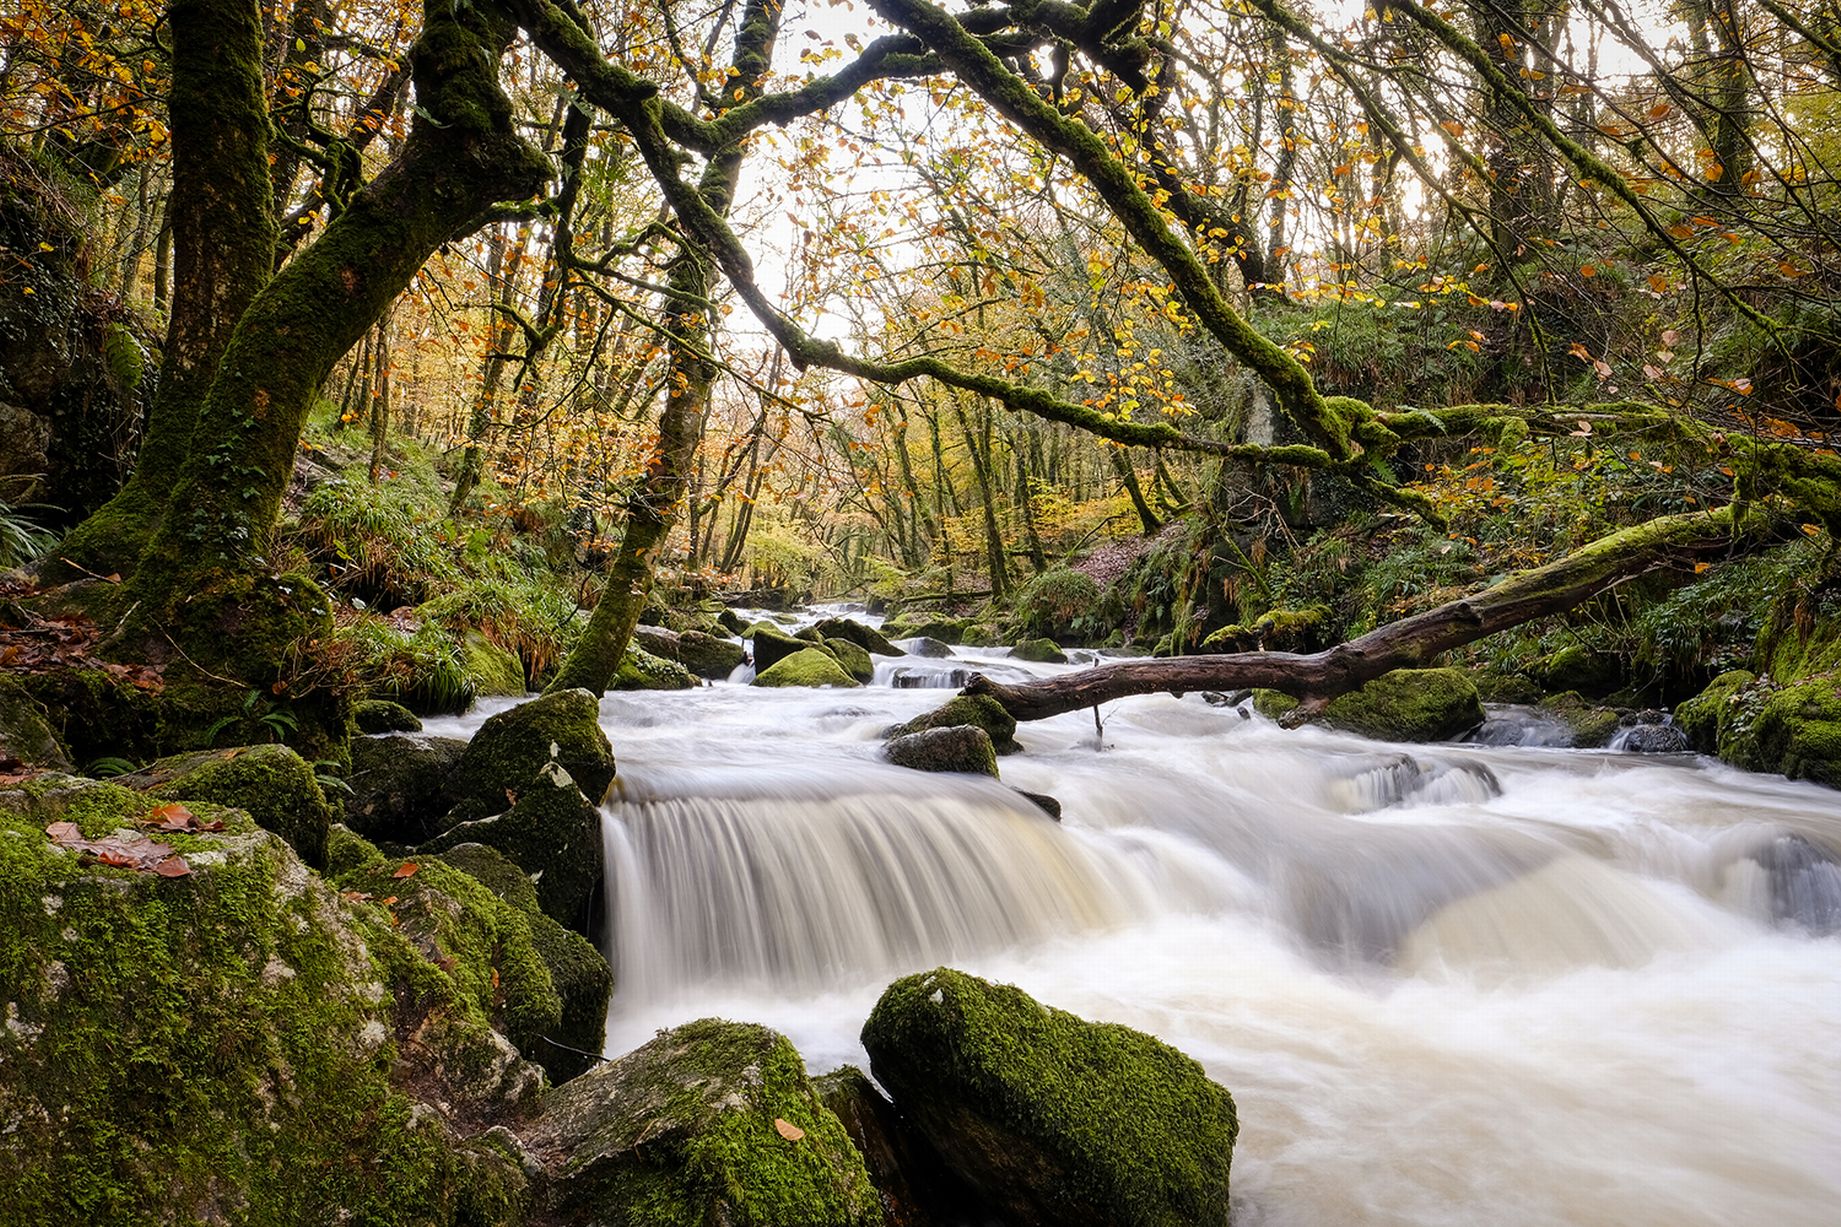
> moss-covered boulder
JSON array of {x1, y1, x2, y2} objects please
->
[
  {"x1": 886, "y1": 694, "x2": 1021, "y2": 755},
  {"x1": 813, "y1": 617, "x2": 901, "y2": 656},
  {"x1": 336, "y1": 847, "x2": 569, "y2": 1081},
  {"x1": 906, "y1": 636, "x2": 955, "y2": 658},
  {"x1": 959, "y1": 623, "x2": 1005, "y2": 647},
  {"x1": 612, "y1": 644, "x2": 698, "y2": 691},
  {"x1": 884, "y1": 726, "x2": 999, "y2": 777},
  {"x1": 1538, "y1": 691, "x2": 1624, "y2": 748},
  {"x1": 0, "y1": 775, "x2": 539, "y2": 1225},
  {"x1": 754, "y1": 646, "x2": 862, "y2": 689},
  {"x1": 118, "y1": 744, "x2": 333, "y2": 869},
  {"x1": 1676, "y1": 669, "x2": 1757, "y2": 753},
  {"x1": 676, "y1": 630, "x2": 746, "y2": 679},
  {"x1": 452, "y1": 688, "x2": 615, "y2": 818},
  {"x1": 861, "y1": 968, "x2": 1236, "y2": 1227},
  {"x1": 436, "y1": 842, "x2": 612, "y2": 1084},
  {"x1": 530, "y1": 1018, "x2": 881, "y2": 1226},
  {"x1": 881, "y1": 614, "x2": 969, "y2": 642},
  {"x1": 346, "y1": 732, "x2": 467, "y2": 845},
  {"x1": 353, "y1": 697, "x2": 422, "y2": 734},
  {"x1": 0, "y1": 674, "x2": 70, "y2": 770},
  {"x1": 717, "y1": 607, "x2": 749, "y2": 636},
  {"x1": 824, "y1": 637, "x2": 877, "y2": 683},
  {"x1": 462, "y1": 629, "x2": 528, "y2": 697},
  {"x1": 1011, "y1": 638, "x2": 1068, "y2": 664},
  {"x1": 747, "y1": 622, "x2": 808, "y2": 675},
  {"x1": 1700, "y1": 675, "x2": 1841, "y2": 788},
  {"x1": 429, "y1": 758, "x2": 603, "y2": 933},
  {"x1": 1533, "y1": 643, "x2": 1623, "y2": 697},
  {"x1": 1257, "y1": 668, "x2": 1484, "y2": 742}
]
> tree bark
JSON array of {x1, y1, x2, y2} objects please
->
[
  {"x1": 962, "y1": 507, "x2": 1739, "y2": 722},
  {"x1": 546, "y1": 0, "x2": 781, "y2": 694},
  {"x1": 53, "y1": 0, "x2": 278, "y2": 577},
  {"x1": 125, "y1": 0, "x2": 549, "y2": 621}
]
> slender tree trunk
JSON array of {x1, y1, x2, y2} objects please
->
[
  {"x1": 1112, "y1": 446, "x2": 1162, "y2": 535},
  {"x1": 450, "y1": 225, "x2": 524, "y2": 511},
  {"x1": 368, "y1": 307, "x2": 394, "y2": 481},
  {"x1": 547, "y1": 0, "x2": 781, "y2": 694},
  {"x1": 53, "y1": 0, "x2": 279, "y2": 577}
]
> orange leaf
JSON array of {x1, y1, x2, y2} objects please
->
[
  {"x1": 153, "y1": 855, "x2": 191, "y2": 878},
  {"x1": 774, "y1": 1118, "x2": 806, "y2": 1141},
  {"x1": 393, "y1": 861, "x2": 419, "y2": 879}
]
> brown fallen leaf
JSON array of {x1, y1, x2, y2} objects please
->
[
  {"x1": 46, "y1": 822, "x2": 183, "y2": 874},
  {"x1": 773, "y1": 1118, "x2": 805, "y2": 1142},
  {"x1": 392, "y1": 861, "x2": 419, "y2": 879},
  {"x1": 152, "y1": 855, "x2": 191, "y2": 878}
]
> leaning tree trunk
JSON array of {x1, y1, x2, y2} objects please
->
[
  {"x1": 960, "y1": 507, "x2": 1741, "y2": 722},
  {"x1": 121, "y1": 0, "x2": 549, "y2": 670},
  {"x1": 52, "y1": 0, "x2": 278, "y2": 578},
  {"x1": 546, "y1": 0, "x2": 781, "y2": 695}
]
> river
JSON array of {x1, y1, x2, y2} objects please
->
[{"x1": 427, "y1": 609, "x2": 1841, "y2": 1226}]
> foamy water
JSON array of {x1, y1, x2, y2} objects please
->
[{"x1": 428, "y1": 619, "x2": 1841, "y2": 1226}]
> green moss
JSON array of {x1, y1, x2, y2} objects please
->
[
  {"x1": 1538, "y1": 691, "x2": 1624, "y2": 748},
  {"x1": 1011, "y1": 638, "x2": 1067, "y2": 664},
  {"x1": 1014, "y1": 566, "x2": 1103, "y2": 642},
  {"x1": 673, "y1": 630, "x2": 746, "y2": 679},
  {"x1": 463, "y1": 629, "x2": 529, "y2": 697},
  {"x1": 880, "y1": 613, "x2": 970, "y2": 642},
  {"x1": 451, "y1": 689, "x2": 615, "y2": 817},
  {"x1": 354, "y1": 698, "x2": 423, "y2": 733},
  {"x1": 339, "y1": 854, "x2": 566, "y2": 1080},
  {"x1": 753, "y1": 647, "x2": 861, "y2": 689},
  {"x1": 747, "y1": 623, "x2": 808, "y2": 673},
  {"x1": 861, "y1": 968, "x2": 1235, "y2": 1227},
  {"x1": 429, "y1": 762, "x2": 603, "y2": 933},
  {"x1": 535, "y1": 1019, "x2": 880, "y2": 1226},
  {"x1": 122, "y1": 744, "x2": 334, "y2": 869},
  {"x1": 823, "y1": 637, "x2": 876, "y2": 683},
  {"x1": 1314, "y1": 668, "x2": 1485, "y2": 742},
  {"x1": 1676, "y1": 669, "x2": 1757, "y2": 753},
  {"x1": 811, "y1": 617, "x2": 900, "y2": 656},
  {"x1": 0, "y1": 777, "x2": 535, "y2": 1225},
  {"x1": 887, "y1": 694, "x2": 1021, "y2": 754},
  {"x1": 0, "y1": 675, "x2": 72, "y2": 769},
  {"x1": 884, "y1": 727, "x2": 999, "y2": 777},
  {"x1": 1533, "y1": 644, "x2": 1623, "y2": 697},
  {"x1": 325, "y1": 823, "x2": 385, "y2": 877},
  {"x1": 613, "y1": 645, "x2": 698, "y2": 691}
]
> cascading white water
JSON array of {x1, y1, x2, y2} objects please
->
[{"x1": 432, "y1": 628, "x2": 1841, "y2": 1226}]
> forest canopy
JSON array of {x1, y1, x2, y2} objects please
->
[{"x1": 3, "y1": 0, "x2": 1840, "y2": 729}]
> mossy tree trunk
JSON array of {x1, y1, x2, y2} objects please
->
[
  {"x1": 546, "y1": 0, "x2": 782, "y2": 695},
  {"x1": 52, "y1": 0, "x2": 277, "y2": 577},
  {"x1": 111, "y1": 0, "x2": 548, "y2": 676}
]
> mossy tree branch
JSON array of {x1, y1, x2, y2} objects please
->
[{"x1": 963, "y1": 505, "x2": 1745, "y2": 722}]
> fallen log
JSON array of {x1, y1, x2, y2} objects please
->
[{"x1": 962, "y1": 507, "x2": 1742, "y2": 724}]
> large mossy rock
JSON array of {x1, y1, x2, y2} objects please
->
[
  {"x1": 886, "y1": 694, "x2": 1021, "y2": 755},
  {"x1": 1538, "y1": 691, "x2": 1623, "y2": 748},
  {"x1": 754, "y1": 646, "x2": 861, "y2": 689},
  {"x1": 1256, "y1": 667, "x2": 1484, "y2": 742},
  {"x1": 862, "y1": 968, "x2": 1236, "y2": 1227},
  {"x1": 1011, "y1": 638, "x2": 1067, "y2": 664},
  {"x1": 824, "y1": 637, "x2": 877, "y2": 683},
  {"x1": 813, "y1": 617, "x2": 901, "y2": 656},
  {"x1": 353, "y1": 697, "x2": 422, "y2": 733},
  {"x1": 815, "y1": 1065, "x2": 981, "y2": 1227},
  {"x1": 452, "y1": 688, "x2": 615, "y2": 817},
  {"x1": 884, "y1": 726, "x2": 999, "y2": 777},
  {"x1": 676, "y1": 630, "x2": 746, "y2": 679},
  {"x1": 346, "y1": 732, "x2": 467, "y2": 845},
  {"x1": 435, "y1": 841, "x2": 613, "y2": 1085},
  {"x1": 613, "y1": 644, "x2": 698, "y2": 691},
  {"x1": 461, "y1": 629, "x2": 528, "y2": 698},
  {"x1": 336, "y1": 845, "x2": 567, "y2": 1081},
  {"x1": 530, "y1": 1018, "x2": 882, "y2": 1226},
  {"x1": 429, "y1": 759, "x2": 604, "y2": 933},
  {"x1": 119, "y1": 743, "x2": 333, "y2": 869},
  {"x1": 881, "y1": 614, "x2": 969, "y2": 642},
  {"x1": 0, "y1": 774, "x2": 539, "y2": 1224},
  {"x1": 748, "y1": 623, "x2": 808, "y2": 674},
  {"x1": 0, "y1": 674, "x2": 71, "y2": 770},
  {"x1": 1677, "y1": 670, "x2": 1841, "y2": 788}
]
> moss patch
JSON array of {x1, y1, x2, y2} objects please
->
[
  {"x1": 886, "y1": 694, "x2": 1021, "y2": 755},
  {"x1": 452, "y1": 688, "x2": 615, "y2": 817},
  {"x1": 119, "y1": 743, "x2": 333, "y2": 869},
  {"x1": 861, "y1": 968, "x2": 1235, "y2": 1227},
  {"x1": 754, "y1": 647, "x2": 861, "y2": 689},
  {"x1": 532, "y1": 1018, "x2": 881, "y2": 1226}
]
